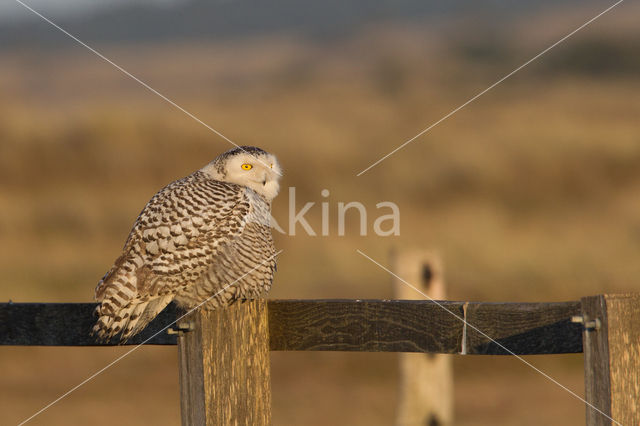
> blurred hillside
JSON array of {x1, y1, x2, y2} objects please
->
[
  {"x1": 1, "y1": 2, "x2": 640, "y2": 425},
  {"x1": 0, "y1": 0, "x2": 618, "y2": 43}
]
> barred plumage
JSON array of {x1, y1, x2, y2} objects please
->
[{"x1": 93, "y1": 146, "x2": 281, "y2": 342}]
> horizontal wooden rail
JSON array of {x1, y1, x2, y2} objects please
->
[{"x1": 0, "y1": 300, "x2": 582, "y2": 354}]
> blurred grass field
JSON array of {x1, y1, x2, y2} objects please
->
[{"x1": 1, "y1": 8, "x2": 639, "y2": 425}]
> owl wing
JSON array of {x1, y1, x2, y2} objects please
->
[{"x1": 94, "y1": 173, "x2": 251, "y2": 342}]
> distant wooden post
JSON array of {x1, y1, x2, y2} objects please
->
[
  {"x1": 392, "y1": 250, "x2": 453, "y2": 426},
  {"x1": 177, "y1": 300, "x2": 271, "y2": 426},
  {"x1": 581, "y1": 294, "x2": 640, "y2": 426}
]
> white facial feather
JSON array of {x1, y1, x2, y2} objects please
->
[{"x1": 201, "y1": 147, "x2": 282, "y2": 200}]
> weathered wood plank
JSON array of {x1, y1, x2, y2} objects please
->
[
  {"x1": 582, "y1": 295, "x2": 611, "y2": 426},
  {"x1": 0, "y1": 302, "x2": 178, "y2": 346},
  {"x1": 178, "y1": 300, "x2": 271, "y2": 426},
  {"x1": 582, "y1": 294, "x2": 640, "y2": 426},
  {"x1": 465, "y1": 301, "x2": 583, "y2": 355},
  {"x1": 0, "y1": 300, "x2": 583, "y2": 354},
  {"x1": 268, "y1": 299, "x2": 464, "y2": 353},
  {"x1": 605, "y1": 294, "x2": 640, "y2": 426},
  {"x1": 178, "y1": 314, "x2": 206, "y2": 426}
]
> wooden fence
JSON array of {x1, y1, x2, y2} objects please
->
[{"x1": 1, "y1": 293, "x2": 639, "y2": 425}]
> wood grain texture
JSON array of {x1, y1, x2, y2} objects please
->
[
  {"x1": 178, "y1": 300, "x2": 271, "y2": 426},
  {"x1": 582, "y1": 294, "x2": 640, "y2": 426},
  {"x1": 465, "y1": 301, "x2": 583, "y2": 355},
  {"x1": 1, "y1": 300, "x2": 583, "y2": 355},
  {"x1": 179, "y1": 316, "x2": 206, "y2": 426},
  {"x1": 605, "y1": 294, "x2": 640, "y2": 426},
  {"x1": 581, "y1": 295, "x2": 611, "y2": 426},
  {"x1": 268, "y1": 299, "x2": 464, "y2": 353}
]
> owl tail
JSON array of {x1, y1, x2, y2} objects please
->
[{"x1": 93, "y1": 296, "x2": 173, "y2": 343}]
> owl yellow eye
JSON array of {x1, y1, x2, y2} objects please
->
[{"x1": 241, "y1": 163, "x2": 253, "y2": 170}]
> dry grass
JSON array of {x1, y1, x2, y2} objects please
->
[{"x1": 1, "y1": 18, "x2": 639, "y2": 425}]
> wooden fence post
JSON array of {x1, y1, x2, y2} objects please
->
[
  {"x1": 581, "y1": 293, "x2": 640, "y2": 426},
  {"x1": 392, "y1": 249, "x2": 453, "y2": 426},
  {"x1": 177, "y1": 300, "x2": 271, "y2": 426}
]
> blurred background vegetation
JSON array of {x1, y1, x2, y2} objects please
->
[{"x1": 1, "y1": 0, "x2": 639, "y2": 424}]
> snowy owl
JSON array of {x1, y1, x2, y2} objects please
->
[{"x1": 93, "y1": 146, "x2": 282, "y2": 342}]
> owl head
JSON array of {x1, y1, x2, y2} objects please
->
[{"x1": 202, "y1": 146, "x2": 282, "y2": 200}]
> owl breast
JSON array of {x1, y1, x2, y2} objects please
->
[{"x1": 173, "y1": 188, "x2": 276, "y2": 309}]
